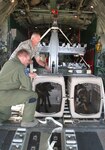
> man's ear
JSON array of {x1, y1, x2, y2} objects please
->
[{"x1": 20, "y1": 55, "x2": 25, "y2": 64}]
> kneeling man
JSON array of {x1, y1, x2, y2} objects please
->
[{"x1": 0, "y1": 49, "x2": 38, "y2": 127}]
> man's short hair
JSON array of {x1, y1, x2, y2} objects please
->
[
  {"x1": 31, "y1": 32, "x2": 41, "y2": 40},
  {"x1": 16, "y1": 49, "x2": 30, "y2": 57}
]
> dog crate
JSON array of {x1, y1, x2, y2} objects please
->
[
  {"x1": 32, "y1": 75, "x2": 66, "y2": 117},
  {"x1": 67, "y1": 74, "x2": 105, "y2": 119}
]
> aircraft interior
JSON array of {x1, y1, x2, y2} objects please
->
[{"x1": 0, "y1": 0, "x2": 105, "y2": 150}]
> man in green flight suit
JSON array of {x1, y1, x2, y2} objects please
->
[{"x1": 0, "y1": 49, "x2": 38, "y2": 127}]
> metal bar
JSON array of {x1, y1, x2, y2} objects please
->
[
  {"x1": 40, "y1": 28, "x2": 52, "y2": 40},
  {"x1": 14, "y1": 9, "x2": 94, "y2": 14}
]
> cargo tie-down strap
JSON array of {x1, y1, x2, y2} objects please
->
[{"x1": 38, "y1": 117, "x2": 63, "y2": 150}]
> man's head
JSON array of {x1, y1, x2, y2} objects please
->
[
  {"x1": 16, "y1": 49, "x2": 31, "y2": 67},
  {"x1": 31, "y1": 32, "x2": 41, "y2": 47}
]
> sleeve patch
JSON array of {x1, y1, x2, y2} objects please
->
[{"x1": 24, "y1": 68, "x2": 30, "y2": 76}]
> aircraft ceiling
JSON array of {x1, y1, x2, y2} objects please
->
[{"x1": 0, "y1": 0, "x2": 105, "y2": 33}]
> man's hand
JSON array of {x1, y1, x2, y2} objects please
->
[
  {"x1": 45, "y1": 65, "x2": 51, "y2": 72},
  {"x1": 29, "y1": 72, "x2": 37, "y2": 78}
]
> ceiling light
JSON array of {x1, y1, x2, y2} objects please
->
[
  {"x1": 90, "y1": 5, "x2": 94, "y2": 9},
  {"x1": 74, "y1": 15, "x2": 78, "y2": 18},
  {"x1": 10, "y1": 0, "x2": 15, "y2": 3},
  {"x1": 20, "y1": 10, "x2": 26, "y2": 15}
]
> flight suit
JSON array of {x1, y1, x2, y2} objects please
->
[{"x1": 0, "y1": 57, "x2": 38, "y2": 123}]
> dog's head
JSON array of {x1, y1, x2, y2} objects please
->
[
  {"x1": 45, "y1": 82, "x2": 54, "y2": 91},
  {"x1": 75, "y1": 84, "x2": 87, "y2": 103},
  {"x1": 36, "y1": 82, "x2": 54, "y2": 94}
]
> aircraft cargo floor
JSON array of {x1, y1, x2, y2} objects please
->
[{"x1": 0, "y1": 118, "x2": 105, "y2": 150}]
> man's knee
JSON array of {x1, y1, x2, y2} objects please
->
[
  {"x1": 5, "y1": 113, "x2": 11, "y2": 120},
  {"x1": 3, "y1": 111, "x2": 11, "y2": 121}
]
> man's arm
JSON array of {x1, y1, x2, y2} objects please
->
[
  {"x1": 10, "y1": 40, "x2": 30, "y2": 60},
  {"x1": 35, "y1": 56, "x2": 50, "y2": 71}
]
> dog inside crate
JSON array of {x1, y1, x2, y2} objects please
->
[
  {"x1": 74, "y1": 83, "x2": 101, "y2": 114},
  {"x1": 35, "y1": 82, "x2": 54, "y2": 112}
]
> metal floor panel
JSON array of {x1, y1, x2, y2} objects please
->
[
  {"x1": 0, "y1": 129, "x2": 16, "y2": 150},
  {"x1": 76, "y1": 132, "x2": 103, "y2": 150},
  {"x1": 0, "y1": 118, "x2": 105, "y2": 150}
]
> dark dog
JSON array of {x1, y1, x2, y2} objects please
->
[
  {"x1": 74, "y1": 84, "x2": 90, "y2": 113},
  {"x1": 36, "y1": 82, "x2": 54, "y2": 112}
]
